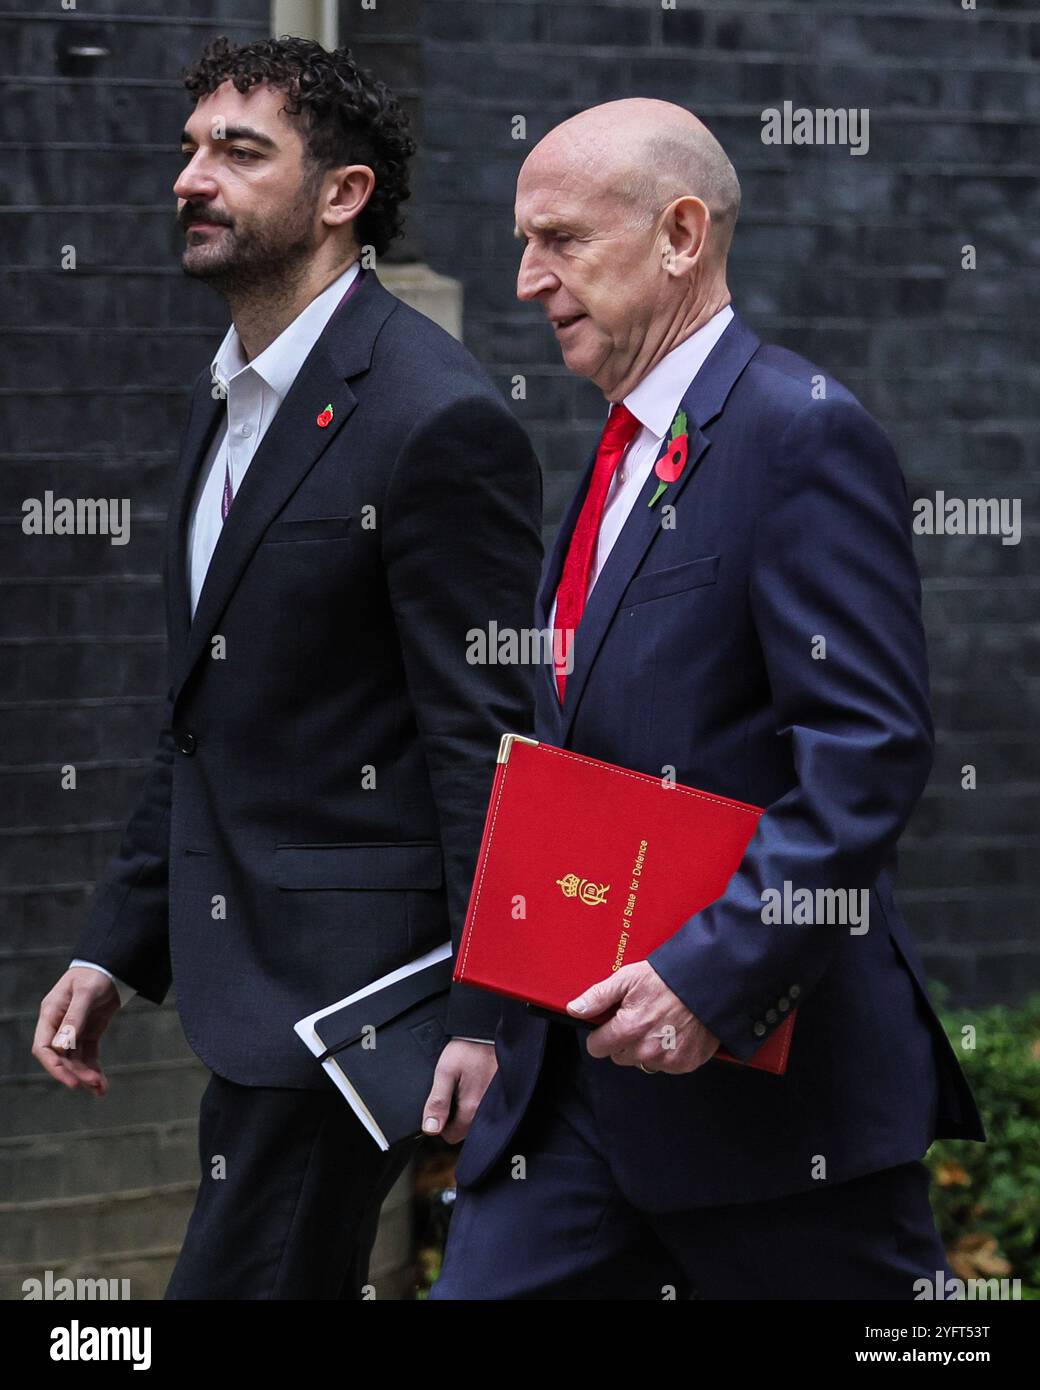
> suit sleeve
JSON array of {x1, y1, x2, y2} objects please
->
[
  {"x1": 382, "y1": 393, "x2": 544, "y2": 1039},
  {"x1": 648, "y1": 394, "x2": 933, "y2": 1060},
  {"x1": 69, "y1": 687, "x2": 176, "y2": 1004}
]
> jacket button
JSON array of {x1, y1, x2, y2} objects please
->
[
  {"x1": 778, "y1": 997, "x2": 790, "y2": 1011},
  {"x1": 766, "y1": 1009, "x2": 778, "y2": 1023},
  {"x1": 789, "y1": 984, "x2": 801, "y2": 1000},
  {"x1": 753, "y1": 1021, "x2": 766, "y2": 1037},
  {"x1": 178, "y1": 731, "x2": 197, "y2": 755}
]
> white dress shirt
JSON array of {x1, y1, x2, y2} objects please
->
[
  {"x1": 548, "y1": 304, "x2": 734, "y2": 633},
  {"x1": 186, "y1": 259, "x2": 361, "y2": 617},
  {"x1": 72, "y1": 260, "x2": 362, "y2": 1008}
]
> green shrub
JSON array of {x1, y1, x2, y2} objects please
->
[{"x1": 926, "y1": 989, "x2": 1040, "y2": 1298}]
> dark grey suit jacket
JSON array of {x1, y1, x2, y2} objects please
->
[{"x1": 74, "y1": 269, "x2": 543, "y2": 1087}]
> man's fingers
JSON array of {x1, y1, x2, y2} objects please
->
[
  {"x1": 586, "y1": 1011, "x2": 644, "y2": 1059},
  {"x1": 440, "y1": 1094, "x2": 480, "y2": 1145},
  {"x1": 58, "y1": 1042, "x2": 107, "y2": 1093},
  {"x1": 421, "y1": 1057, "x2": 459, "y2": 1136},
  {"x1": 31, "y1": 974, "x2": 114, "y2": 1093},
  {"x1": 31, "y1": 1044, "x2": 79, "y2": 1088},
  {"x1": 31, "y1": 1030, "x2": 83, "y2": 1088}
]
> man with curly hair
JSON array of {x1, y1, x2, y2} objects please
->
[{"x1": 32, "y1": 35, "x2": 543, "y2": 1299}]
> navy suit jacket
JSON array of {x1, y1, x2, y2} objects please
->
[
  {"x1": 454, "y1": 310, "x2": 985, "y2": 1209},
  {"x1": 73, "y1": 270, "x2": 543, "y2": 1088}
]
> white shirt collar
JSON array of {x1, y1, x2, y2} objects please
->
[
  {"x1": 209, "y1": 259, "x2": 361, "y2": 402},
  {"x1": 623, "y1": 304, "x2": 735, "y2": 439}
]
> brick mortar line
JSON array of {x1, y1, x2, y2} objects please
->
[
  {"x1": 0, "y1": 638, "x2": 165, "y2": 647},
  {"x1": 0, "y1": 695, "x2": 165, "y2": 708},
  {"x1": 0, "y1": 1118, "x2": 194, "y2": 1148},
  {"x1": 0, "y1": 1180, "x2": 198, "y2": 1216},
  {"x1": 2, "y1": 1057, "x2": 207, "y2": 1085},
  {"x1": 12, "y1": 10, "x2": 268, "y2": 26},
  {"x1": 0, "y1": 1244, "x2": 183, "y2": 1278},
  {"x1": 0, "y1": 573, "x2": 163, "y2": 581},
  {"x1": 0, "y1": 1005, "x2": 179, "y2": 1025}
]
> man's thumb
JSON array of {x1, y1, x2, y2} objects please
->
[
  {"x1": 49, "y1": 988, "x2": 98, "y2": 1051},
  {"x1": 567, "y1": 971, "x2": 626, "y2": 1019},
  {"x1": 51, "y1": 1015, "x2": 80, "y2": 1051}
]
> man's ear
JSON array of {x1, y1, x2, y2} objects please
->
[
  {"x1": 661, "y1": 196, "x2": 710, "y2": 277},
  {"x1": 323, "y1": 163, "x2": 376, "y2": 232}
]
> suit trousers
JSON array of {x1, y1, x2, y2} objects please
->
[
  {"x1": 431, "y1": 1022, "x2": 953, "y2": 1300},
  {"x1": 165, "y1": 1071, "x2": 417, "y2": 1299}
]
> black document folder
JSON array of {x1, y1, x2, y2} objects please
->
[{"x1": 294, "y1": 944, "x2": 454, "y2": 1149}]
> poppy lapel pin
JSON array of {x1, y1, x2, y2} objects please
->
[{"x1": 647, "y1": 408, "x2": 689, "y2": 509}]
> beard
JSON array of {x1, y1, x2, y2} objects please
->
[{"x1": 180, "y1": 171, "x2": 322, "y2": 296}]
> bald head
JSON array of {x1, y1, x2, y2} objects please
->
[
  {"x1": 524, "y1": 99, "x2": 740, "y2": 258},
  {"x1": 514, "y1": 99, "x2": 738, "y2": 399}
]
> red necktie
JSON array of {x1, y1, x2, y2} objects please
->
[{"x1": 552, "y1": 402, "x2": 641, "y2": 702}]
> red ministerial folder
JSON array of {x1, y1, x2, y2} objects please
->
[{"x1": 454, "y1": 735, "x2": 796, "y2": 1075}]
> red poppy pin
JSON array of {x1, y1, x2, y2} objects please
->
[
  {"x1": 648, "y1": 408, "x2": 689, "y2": 509},
  {"x1": 316, "y1": 402, "x2": 334, "y2": 428}
]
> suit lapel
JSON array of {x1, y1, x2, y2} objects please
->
[
  {"x1": 554, "y1": 312, "x2": 762, "y2": 744},
  {"x1": 166, "y1": 373, "x2": 223, "y2": 670},
  {"x1": 167, "y1": 270, "x2": 397, "y2": 703}
]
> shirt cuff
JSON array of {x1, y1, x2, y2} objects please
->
[{"x1": 70, "y1": 959, "x2": 136, "y2": 1009}]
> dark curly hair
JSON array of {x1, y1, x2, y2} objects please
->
[{"x1": 182, "y1": 34, "x2": 416, "y2": 257}]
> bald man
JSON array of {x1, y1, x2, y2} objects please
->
[{"x1": 430, "y1": 100, "x2": 983, "y2": 1301}]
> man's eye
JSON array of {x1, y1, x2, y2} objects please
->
[{"x1": 230, "y1": 148, "x2": 257, "y2": 161}]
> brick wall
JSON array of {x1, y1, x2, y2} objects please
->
[{"x1": 416, "y1": 0, "x2": 1040, "y2": 1004}]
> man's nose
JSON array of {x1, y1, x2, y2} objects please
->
[
  {"x1": 516, "y1": 246, "x2": 557, "y2": 302},
  {"x1": 173, "y1": 151, "x2": 217, "y2": 204}
]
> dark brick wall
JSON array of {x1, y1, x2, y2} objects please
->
[
  {"x1": 416, "y1": 0, "x2": 1040, "y2": 1005},
  {"x1": 0, "y1": 0, "x2": 270, "y2": 1296}
]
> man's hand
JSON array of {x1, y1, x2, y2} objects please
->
[
  {"x1": 567, "y1": 960, "x2": 720, "y2": 1074},
  {"x1": 31, "y1": 967, "x2": 122, "y2": 1095},
  {"x1": 421, "y1": 1038, "x2": 498, "y2": 1144}
]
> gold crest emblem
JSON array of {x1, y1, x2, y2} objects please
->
[{"x1": 556, "y1": 873, "x2": 610, "y2": 906}]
